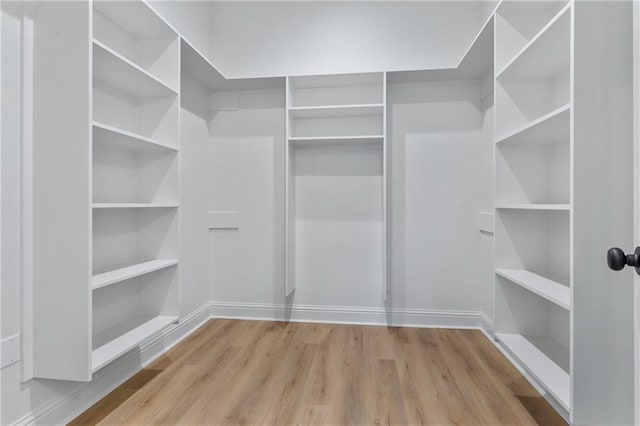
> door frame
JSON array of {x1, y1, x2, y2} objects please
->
[{"x1": 633, "y1": 1, "x2": 640, "y2": 423}]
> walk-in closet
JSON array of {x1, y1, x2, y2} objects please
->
[{"x1": 1, "y1": 1, "x2": 637, "y2": 425}]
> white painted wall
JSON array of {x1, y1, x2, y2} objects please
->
[
  {"x1": 293, "y1": 142, "x2": 384, "y2": 308},
  {"x1": 208, "y1": 1, "x2": 490, "y2": 78},
  {"x1": 180, "y1": 73, "x2": 214, "y2": 316},
  {"x1": 147, "y1": 0, "x2": 213, "y2": 61},
  {"x1": 388, "y1": 81, "x2": 494, "y2": 319},
  {"x1": 208, "y1": 90, "x2": 287, "y2": 306},
  {"x1": 203, "y1": 82, "x2": 494, "y2": 320}
]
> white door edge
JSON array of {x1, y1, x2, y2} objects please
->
[{"x1": 633, "y1": 1, "x2": 640, "y2": 424}]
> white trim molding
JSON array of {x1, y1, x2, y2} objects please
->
[{"x1": 209, "y1": 301, "x2": 494, "y2": 333}]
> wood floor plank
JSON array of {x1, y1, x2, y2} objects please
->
[
  {"x1": 455, "y1": 330, "x2": 567, "y2": 426},
  {"x1": 397, "y1": 328, "x2": 475, "y2": 425},
  {"x1": 372, "y1": 359, "x2": 409, "y2": 425},
  {"x1": 70, "y1": 320, "x2": 567, "y2": 426},
  {"x1": 433, "y1": 329, "x2": 536, "y2": 425}
]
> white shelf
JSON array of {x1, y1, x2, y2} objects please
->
[
  {"x1": 496, "y1": 203, "x2": 570, "y2": 211},
  {"x1": 496, "y1": 104, "x2": 570, "y2": 145},
  {"x1": 93, "y1": 1, "x2": 175, "y2": 42},
  {"x1": 93, "y1": 121, "x2": 178, "y2": 153},
  {"x1": 289, "y1": 72, "x2": 383, "y2": 89},
  {"x1": 497, "y1": 4, "x2": 570, "y2": 80},
  {"x1": 496, "y1": 268, "x2": 570, "y2": 310},
  {"x1": 495, "y1": 1, "x2": 568, "y2": 73},
  {"x1": 496, "y1": 333, "x2": 570, "y2": 411},
  {"x1": 92, "y1": 203, "x2": 178, "y2": 209},
  {"x1": 92, "y1": 259, "x2": 178, "y2": 290},
  {"x1": 289, "y1": 104, "x2": 384, "y2": 119},
  {"x1": 289, "y1": 135, "x2": 383, "y2": 146},
  {"x1": 92, "y1": 315, "x2": 178, "y2": 372},
  {"x1": 93, "y1": 40, "x2": 178, "y2": 98}
]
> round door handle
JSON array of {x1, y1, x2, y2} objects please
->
[{"x1": 607, "y1": 247, "x2": 640, "y2": 273}]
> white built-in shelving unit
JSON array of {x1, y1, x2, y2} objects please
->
[
  {"x1": 90, "y1": 0, "x2": 180, "y2": 375},
  {"x1": 285, "y1": 73, "x2": 387, "y2": 297},
  {"x1": 493, "y1": 0, "x2": 572, "y2": 414},
  {"x1": 29, "y1": 0, "x2": 181, "y2": 381}
]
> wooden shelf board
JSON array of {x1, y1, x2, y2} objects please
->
[
  {"x1": 495, "y1": 268, "x2": 570, "y2": 310},
  {"x1": 496, "y1": 4, "x2": 571, "y2": 80},
  {"x1": 496, "y1": 333, "x2": 570, "y2": 411},
  {"x1": 495, "y1": 203, "x2": 570, "y2": 211},
  {"x1": 93, "y1": 121, "x2": 178, "y2": 153},
  {"x1": 496, "y1": 104, "x2": 570, "y2": 145},
  {"x1": 92, "y1": 315, "x2": 178, "y2": 372},
  {"x1": 93, "y1": 40, "x2": 178, "y2": 98},
  {"x1": 289, "y1": 104, "x2": 384, "y2": 119},
  {"x1": 92, "y1": 203, "x2": 178, "y2": 209},
  {"x1": 92, "y1": 259, "x2": 178, "y2": 290}
]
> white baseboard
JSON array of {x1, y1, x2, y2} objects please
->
[
  {"x1": 14, "y1": 302, "x2": 494, "y2": 426},
  {"x1": 210, "y1": 301, "x2": 494, "y2": 332}
]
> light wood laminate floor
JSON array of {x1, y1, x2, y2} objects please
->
[{"x1": 70, "y1": 320, "x2": 567, "y2": 425}]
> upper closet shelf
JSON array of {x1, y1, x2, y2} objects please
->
[
  {"x1": 496, "y1": 104, "x2": 570, "y2": 145},
  {"x1": 496, "y1": 4, "x2": 570, "y2": 80},
  {"x1": 496, "y1": 203, "x2": 570, "y2": 211},
  {"x1": 93, "y1": 41, "x2": 178, "y2": 98},
  {"x1": 92, "y1": 203, "x2": 179, "y2": 209},
  {"x1": 288, "y1": 72, "x2": 384, "y2": 108},
  {"x1": 289, "y1": 72, "x2": 383, "y2": 89},
  {"x1": 289, "y1": 135, "x2": 383, "y2": 146},
  {"x1": 94, "y1": 0, "x2": 175, "y2": 42},
  {"x1": 289, "y1": 104, "x2": 383, "y2": 119},
  {"x1": 92, "y1": 259, "x2": 179, "y2": 291},
  {"x1": 93, "y1": 121, "x2": 178, "y2": 153}
]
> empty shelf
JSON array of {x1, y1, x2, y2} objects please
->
[
  {"x1": 289, "y1": 135, "x2": 383, "y2": 146},
  {"x1": 496, "y1": 204, "x2": 570, "y2": 211},
  {"x1": 93, "y1": 40, "x2": 178, "y2": 98},
  {"x1": 496, "y1": 105, "x2": 570, "y2": 145},
  {"x1": 93, "y1": 121, "x2": 178, "y2": 153},
  {"x1": 496, "y1": 333, "x2": 570, "y2": 411},
  {"x1": 92, "y1": 203, "x2": 178, "y2": 209},
  {"x1": 92, "y1": 315, "x2": 178, "y2": 372},
  {"x1": 289, "y1": 104, "x2": 384, "y2": 119},
  {"x1": 92, "y1": 259, "x2": 179, "y2": 290},
  {"x1": 497, "y1": 5, "x2": 570, "y2": 80},
  {"x1": 496, "y1": 268, "x2": 570, "y2": 310},
  {"x1": 94, "y1": 1, "x2": 175, "y2": 42},
  {"x1": 289, "y1": 73, "x2": 383, "y2": 89}
]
